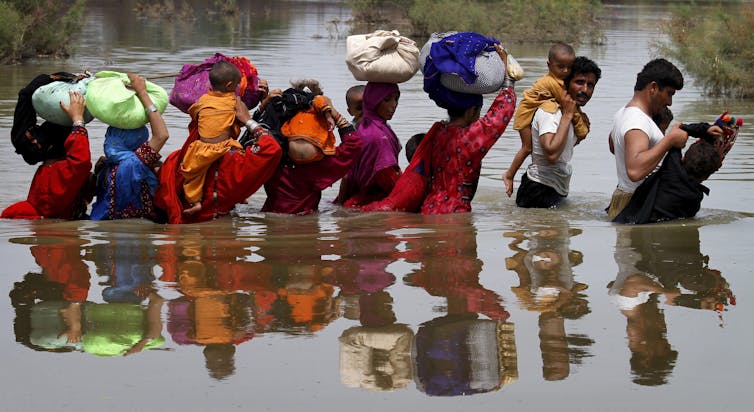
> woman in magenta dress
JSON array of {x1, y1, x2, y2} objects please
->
[{"x1": 335, "y1": 82, "x2": 402, "y2": 208}]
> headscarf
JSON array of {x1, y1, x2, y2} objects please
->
[
  {"x1": 423, "y1": 32, "x2": 497, "y2": 111},
  {"x1": 11, "y1": 74, "x2": 72, "y2": 165},
  {"x1": 91, "y1": 126, "x2": 157, "y2": 220},
  {"x1": 350, "y1": 82, "x2": 402, "y2": 187}
]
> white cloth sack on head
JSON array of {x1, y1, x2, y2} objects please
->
[
  {"x1": 346, "y1": 30, "x2": 420, "y2": 83},
  {"x1": 419, "y1": 32, "x2": 525, "y2": 94},
  {"x1": 32, "y1": 77, "x2": 95, "y2": 126}
]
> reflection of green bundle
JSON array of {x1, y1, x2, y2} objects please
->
[
  {"x1": 30, "y1": 301, "x2": 82, "y2": 351},
  {"x1": 83, "y1": 303, "x2": 164, "y2": 357}
]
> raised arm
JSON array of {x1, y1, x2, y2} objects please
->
[{"x1": 128, "y1": 73, "x2": 169, "y2": 153}]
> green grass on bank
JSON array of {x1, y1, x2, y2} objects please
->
[
  {"x1": 349, "y1": 0, "x2": 603, "y2": 44},
  {"x1": 661, "y1": 2, "x2": 754, "y2": 98},
  {"x1": 0, "y1": 0, "x2": 87, "y2": 64}
]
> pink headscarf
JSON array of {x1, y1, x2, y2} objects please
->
[{"x1": 345, "y1": 82, "x2": 402, "y2": 193}]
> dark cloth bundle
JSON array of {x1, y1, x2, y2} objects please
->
[
  {"x1": 613, "y1": 148, "x2": 708, "y2": 224},
  {"x1": 11, "y1": 73, "x2": 77, "y2": 165},
  {"x1": 246, "y1": 87, "x2": 315, "y2": 156}
]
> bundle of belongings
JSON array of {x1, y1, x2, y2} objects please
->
[
  {"x1": 614, "y1": 112, "x2": 743, "y2": 224},
  {"x1": 420, "y1": 31, "x2": 523, "y2": 110},
  {"x1": 86, "y1": 71, "x2": 168, "y2": 129},
  {"x1": 247, "y1": 86, "x2": 337, "y2": 164},
  {"x1": 12, "y1": 72, "x2": 89, "y2": 166},
  {"x1": 345, "y1": 30, "x2": 420, "y2": 83},
  {"x1": 169, "y1": 52, "x2": 259, "y2": 113}
]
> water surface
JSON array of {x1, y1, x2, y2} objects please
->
[{"x1": 0, "y1": 1, "x2": 752, "y2": 411}]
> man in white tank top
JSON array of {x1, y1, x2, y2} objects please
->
[{"x1": 607, "y1": 58, "x2": 690, "y2": 218}]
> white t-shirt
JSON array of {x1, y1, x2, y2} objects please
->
[
  {"x1": 610, "y1": 106, "x2": 665, "y2": 192},
  {"x1": 526, "y1": 108, "x2": 575, "y2": 196}
]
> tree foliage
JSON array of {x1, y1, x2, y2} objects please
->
[{"x1": 0, "y1": 0, "x2": 88, "y2": 64}]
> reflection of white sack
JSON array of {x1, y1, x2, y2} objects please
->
[
  {"x1": 346, "y1": 30, "x2": 420, "y2": 83},
  {"x1": 339, "y1": 324, "x2": 414, "y2": 391},
  {"x1": 420, "y1": 32, "x2": 525, "y2": 94},
  {"x1": 32, "y1": 78, "x2": 95, "y2": 126}
]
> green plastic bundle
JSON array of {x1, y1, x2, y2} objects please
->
[{"x1": 86, "y1": 71, "x2": 168, "y2": 129}]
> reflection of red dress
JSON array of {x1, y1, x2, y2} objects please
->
[
  {"x1": 31, "y1": 239, "x2": 90, "y2": 302},
  {"x1": 2, "y1": 126, "x2": 91, "y2": 220},
  {"x1": 154, "y1": 121, "x2": 282, "y2": 224}
]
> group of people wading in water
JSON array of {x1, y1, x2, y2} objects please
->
[{"x1": 3, "y1": 38, "x2": 737, "y2": 225}]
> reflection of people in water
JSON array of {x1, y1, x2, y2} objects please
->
[
  {"x1": 404, "y1": 215, "x2": 510, "y2": 321},
  {"x1": 609, "y1": 223, "x2": 735, "y2": 385},
  {"x1": 157, "y1": 224, "x2": 260, "y2": 380},
  {"x1": 403, "y1": 215, "x2": 517, "y2": 395},
  {"x1": 339, "y1": 291, "x2": 414, "y2": 391},
  {"x1": 260, "y1": 216, "x2": 340, "y2": 334},
  {"x1": 505, "y1": 223, "x2": 592, "y2": 381},
  {"x1": 414, "y1": 314, "x2": 517, "y2": 396}
]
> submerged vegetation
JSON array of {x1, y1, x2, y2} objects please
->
[
  {"x1": 661, "y1": 2, "x2": 754, "y2": 98},
  {"x1": 348, "y1": 0, "x2": 603, "y2": 44},
  {"x1": 0, "y1": 0, "x2": 87, "y2": 63}
]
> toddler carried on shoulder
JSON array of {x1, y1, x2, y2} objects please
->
[
  {"x1": 180, "y1": 61, "x2": 245, "y2": 215},
  {"x1": 503, "y1": 42, "x2": 590, "y2": 196}
]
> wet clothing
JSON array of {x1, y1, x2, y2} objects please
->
[
  {"x1": 181, "y1": 91, "x2": 244, "y2": 204},
  {"x1": 188, "y1": 90, "x2": 241, "y2": 139},
  {"x1": 281, "y1": 95, "x2": 337, "y2": 161},
  {"x1": 337, "y1": 82, "x2": 402, "y2": 207},
  {"x1": 2, "y1": 126, "x2": 92, "y2": 220},
  {"x1": 610, "y1": 106, "x2": 665, "y2": 193},
  {"x1": 154, "y1": 120, "x2": 282, "y2": 224},
  {"x1": 515, "y1": 173, "x2": 565, "y2": 208},
  {"x1": 91, "y1": 127, "x2": 161, "y2": 220},
  {"x1": 180, "y1": 138, "x2": 243, "y2": 204},
  {"x1": 362, "y1": 87, "x2": 516, "y2": 214},
  {"x1": 613, "y1": 148, "x2": 708, "y2": 224},
  {"x1": 262, "y1": 125, "x2": 361, "y2": 215}
]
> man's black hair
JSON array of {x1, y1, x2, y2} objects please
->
[
  {"x1": 634, "y1": 58, "x2": 684, "y2": 92},
  {"x1": 564, "y1": 56, "x2": 601, "y2": 86}
]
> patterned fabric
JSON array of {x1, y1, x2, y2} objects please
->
[
  {"x1": 363, "y1": 88, "x2": 516, "y2": 214},
  {"x1": 92, "y1": 127, "x2": 160, "y2": 220}
]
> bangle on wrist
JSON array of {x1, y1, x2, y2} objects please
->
[
  {"x1": 245, "y1": 119, "x2": 260, "y2": 130},
  {"x1": 502, "y1": 77, "x2": 515, "y2": 89},
  {"x1": 146, "y1": 104, "x2": 158, "y2": 114},
  {"x1": 72, "y1": 120, "x2": 86, "y2": 128}
]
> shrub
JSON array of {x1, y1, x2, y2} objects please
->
[
  {"x1": 661, "y1": 2, "x2": 754, "y2": 98},
  {"x1": 350, "y1": 0, "x2": 602, "y2": 44},
  {"x1": 0, "y1": 0, "x2": 87, "y2": 63}
]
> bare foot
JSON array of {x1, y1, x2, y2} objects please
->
[{"x1": 183, "y1": 202, "x2": 202, "y2": 215}]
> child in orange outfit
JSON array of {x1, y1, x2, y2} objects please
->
[{"x1": 180, "y1": 61, "x2": 245, "y2": 215}]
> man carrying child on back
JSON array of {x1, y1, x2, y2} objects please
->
[
  {"x1": 504, "y1": 42, "x2": 591, "y2": 197},
  {"x1": 180, "y1": 61, "x2": 245, "y2": 215},
  {"x1": 513, "y1": 56, "x2": 601, "y2": 208}
]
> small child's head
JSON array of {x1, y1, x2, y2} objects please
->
[
  {"x1": 209, "y1": 61, "x2": 242, "y2": 93},
  {"x1": 405, "y1": 133, "x2": 425, "y2": 162},
  {"x1": 683, "y1": 140, "x2": 721, "y2": 183},
  {"x1": 547, "y1": 42, "x2": 576, "y2": 80},
  {"x1": 291, "y1": 79, "x2": 323, "y2": 96},
  {"x1": 652, "y1": 107, "x2": 674, "y2": 133},
  {"x1": 345, "y1": 85, "x2": 365, "y2": 120}
]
